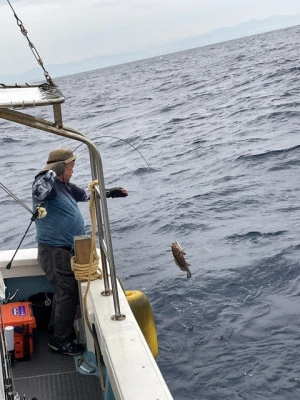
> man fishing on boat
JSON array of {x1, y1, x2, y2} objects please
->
[{"x1": 32, "y1": 148, "x2": 128, "y2": 356}]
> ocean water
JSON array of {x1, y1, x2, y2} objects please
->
[{"x1": 1, "y1": 25, "x2": 300, "y2": 400}]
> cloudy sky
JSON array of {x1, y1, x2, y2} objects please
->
[{"x1": 1, "y1": 0, "x2": 300, "y2": 75}]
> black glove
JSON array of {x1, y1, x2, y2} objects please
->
[
  {"x1": 106, "y1": 187, "x2": 128, "y2": 198},
  {"x1": 52, "y1": 161, "x2": 65, "y2": 176}
]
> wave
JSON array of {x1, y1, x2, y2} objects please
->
[
  {"x1": 251, "y1": 110, "x2": 300, "y2": 123},
  {"x1": 155, "y1": 222, "x2": 208, "y2": 234},
  {"x1": 131, "y1": 166, "x2": 154, "y2": 175},
  {"x1": 0, "y1": 137, "x2": 22, "y2": 144},
  {"x1": 236, "y1": 144, "x2": 300, "y2": 163},
  {"x1": 226, "y1": 230, "x2": 287, "y2": 243},
  {"x1": 159, "y1": 102, "x2": 185, "y2": 113}
]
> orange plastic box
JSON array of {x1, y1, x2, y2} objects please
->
[{"x1": 1, "y1": 302, "x2": 37, "y2": 360}]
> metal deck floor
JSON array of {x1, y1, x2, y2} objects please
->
[{"x1": 12, "y1": 332, "x2": 103, "y2": 400}]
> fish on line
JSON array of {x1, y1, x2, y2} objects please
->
[{"x1": 171, "y1": 241, "x2": 192, "y2": 279}]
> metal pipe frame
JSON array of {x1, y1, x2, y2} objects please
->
[{"x1": 0, "y1": 106, "x2": 124, "y2": 319}]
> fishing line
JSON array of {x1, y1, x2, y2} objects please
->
[{"x1": 73, "y1": 135, "x2": 152, "y2": 174}]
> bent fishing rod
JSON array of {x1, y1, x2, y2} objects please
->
[
  {"x1": 0, "y1": 182, "x2": 44, "y2": 269},
  {"x1": 73, "y1": 135, "x2": 152, "y2": 174}
]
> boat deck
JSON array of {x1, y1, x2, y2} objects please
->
[{"x1": 12, "y1": 331, "x2": 103, "y2": 400}]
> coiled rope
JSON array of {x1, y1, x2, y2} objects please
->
[
  {"x1": 71, "y1": 180, "x2": 102, "y2": 282},
  {"x1": 71, "y1": 179, "x2": 105, "y2": 391}
]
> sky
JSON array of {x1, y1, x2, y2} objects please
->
[{"x1": 1, "y1": 0, "x2": 300, "y2": 76}]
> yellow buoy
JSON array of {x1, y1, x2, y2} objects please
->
[{"x1": 125, "y1": 290, "x2": 158, "y2": 358}]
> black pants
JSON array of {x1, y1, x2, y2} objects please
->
[{"x1": 38, "y1": 244, "x2": 79, "y2": 344}]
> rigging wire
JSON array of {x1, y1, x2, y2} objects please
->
[{"x1": 6, "y1": 0, "x2": 54, "y2": 85}]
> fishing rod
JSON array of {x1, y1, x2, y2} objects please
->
[
  {"x1": 73, "y1": 135, "x2": 152, "y2": 174},
  {"x1": 0, "y1": 182, "x2": 33, "y2": 216},
  {"x1": 6, "y1": 211, "x2": 38, "y2": 270},
  {"x1": 0, "y1": 182, "x2": 46, "y2": 269}
]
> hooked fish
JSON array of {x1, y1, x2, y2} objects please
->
[{"x1": 171, "y1": 241, "x2": 192, "y2": 279}]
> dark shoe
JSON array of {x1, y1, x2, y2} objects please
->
[
  {"x1": 48, "y1": 340, "x2": 84, "y2": 356},
  {"x1": 48, "y1": 338, "x2": 59, "y2": 351}
]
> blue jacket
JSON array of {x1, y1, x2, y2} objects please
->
[{"x1": 32, "y1": 171, "x2": 87, "y2": 248}]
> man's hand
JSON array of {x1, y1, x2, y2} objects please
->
[{"x1": 106, "y1": 187, "x2": 128, "y2": 198}]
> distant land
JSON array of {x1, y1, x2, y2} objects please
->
[{"x1": 1, "y1": 14, "x2": 300, "y2": 84}]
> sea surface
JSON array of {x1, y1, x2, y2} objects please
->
[{"x1": 1, "y1": 25, "x2": 300, "y2": 400}]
